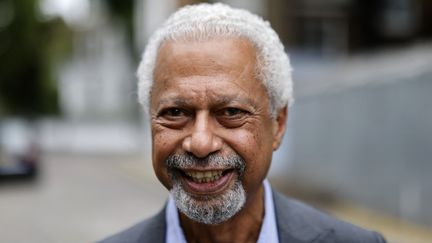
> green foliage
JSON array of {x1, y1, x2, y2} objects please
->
[
  {"x1": 0, "y1": 0, "x2": 72, "y2": 118},
  {"x1": 104, "y1": 0, "x2": 137, "y2": 60}
]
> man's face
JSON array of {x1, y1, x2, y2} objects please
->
[{"x1": 150, "y1": 37, "x2": 285, "y2": 224}]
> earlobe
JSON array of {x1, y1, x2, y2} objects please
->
[{"x1": 272, "y1": 106, "x2": 288, "y2": 150}]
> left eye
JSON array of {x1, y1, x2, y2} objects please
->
[
  {"x1": 217, "y1": 107, "x2": 248, "y2": 127},
  {"x1": 223, "y1": 108, "x2": 243, "y2": 116}
]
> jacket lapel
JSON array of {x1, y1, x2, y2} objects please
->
[
  {"x1": 273, "y1": 190, "x2": 330, "y2": 243},
  {"x1": 136, "y1": 207, "x2": 167, "y2": 243}
]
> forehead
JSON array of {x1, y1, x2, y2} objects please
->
[
  {"x1": 154, "y1": 37, "x2": 258, "y2": 80},
  {"x1": 151, "y1": 37, "x2": 268, "y2": 108}
]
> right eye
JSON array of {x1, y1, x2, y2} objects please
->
[
  {"x1": 156, "y1": 107, "x2": 190, "y2": 128},
  {"x1": 157, "y1": 107, "x2": 190, "y2": 121},
  {"x1": 161, "y1": 108, "x2": 184, "y2": 117}
]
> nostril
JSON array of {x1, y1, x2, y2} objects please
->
[{"x1": 185, "y1": 151, "x2": 195, "y2": 158}]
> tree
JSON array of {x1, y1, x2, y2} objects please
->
[{"x1": 0, "y1": 0, "x2": 72, "y2": 118}]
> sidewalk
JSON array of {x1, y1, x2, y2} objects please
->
[{"x1": 0, "y1": 154, "x2": 167, "y2": 243}]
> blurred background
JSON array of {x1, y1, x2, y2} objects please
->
[{"x1": 0, "y1": 0, "x2": 431, "y2": 242}]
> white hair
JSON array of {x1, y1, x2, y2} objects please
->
[{"x1": 137, "y1": 3, "x2": 293, "y2": 116}]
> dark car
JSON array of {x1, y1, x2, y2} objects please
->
[{"x1": 0, "y1": 120, "x2": 40, "y2": 181}]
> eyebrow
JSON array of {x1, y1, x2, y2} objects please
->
[
  {"x1": 155, "y1": 94, "x2": 258, "y2": 110},
  {"x1": 156, "y1": 98, "x2": 190, "y2": 109},
  {"x1": 216, "y1": 95, "x2": 257, "y2": 107}
]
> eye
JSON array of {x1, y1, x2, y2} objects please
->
[
  {"x1": 217, "y1": 107, "x2": 250, "y2": 120},
  {"x1": 216, "y1": 107, "x2": 249, "y2": 128},
  {"x1": 222, "y1": 107, "x2": 244, "y2": 117},
  {"x1": 158, "y1": 107, "x2": 187, "y2": 118},
  {"x1": 156, "y1": 107, "x2": 190, "y2": 128},
  {"x1": 165, "y1": 108, "x2": 183, "y2": 116}
]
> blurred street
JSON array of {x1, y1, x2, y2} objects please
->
[{"x1": 0, "y1": 154, "x2": 167, "y2": 243}]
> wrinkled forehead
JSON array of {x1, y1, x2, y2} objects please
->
[{"x1": 153, "y1": 36, "x2": 259, "y2": 82}]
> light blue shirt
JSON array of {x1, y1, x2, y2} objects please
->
[{"x1": 165, "y1": 179, "x2": 279, "y2": 243}]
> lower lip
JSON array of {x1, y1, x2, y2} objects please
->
[{"x1": 180, "y1": 170, "x2": 235, "y2": 196}]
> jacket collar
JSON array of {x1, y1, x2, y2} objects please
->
[
  {"x1": 273, "y1": 190, "x2": 331, "y2": 243},
  {"x1": 136, "y1": 205, "x2": 167, "y2": 243}
]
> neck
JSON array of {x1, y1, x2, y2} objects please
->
[{"x1": 179, "y1": 185, "x2": 265, "y2": 243}]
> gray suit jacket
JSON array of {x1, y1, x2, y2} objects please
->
[{"x1": 100, "y1": 190, "x2": 386, "y2": 243}]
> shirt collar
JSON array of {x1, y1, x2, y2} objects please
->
[
  {"x1": 257, "y1": 179, "x2": 279, "y2": 243},
  {"x1": 165, "y1": 179, "x2": 279, "y2": 243}
]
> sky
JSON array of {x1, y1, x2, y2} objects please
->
[{"x1": 39, "y1": 0, "x2": 91, "y2": 25}]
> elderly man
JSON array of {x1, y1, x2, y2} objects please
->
[{"x1": 102, "y1": 3, "x2": 386, "y2": 243}]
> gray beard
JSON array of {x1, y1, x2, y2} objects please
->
[{"x1": 166, "y1": 154, "x2": 246, "y2": 225}]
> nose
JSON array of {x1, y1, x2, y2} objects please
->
[{"x1": 182, "y1": 111, "x2": 222, "y2": 158}]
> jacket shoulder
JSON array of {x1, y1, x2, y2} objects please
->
[
  {"x1": 98, "y1": 208, "x2": 166, "y2": 243},
  {"x1": 273, "y1": 190, "x2": 386, "y2": 243}
]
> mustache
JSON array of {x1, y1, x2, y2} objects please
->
[{"x1": 165, "y1": 153, "x2": 246, "y2": 177}]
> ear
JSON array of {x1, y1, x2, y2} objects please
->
[{"x1": 272, "y1": 106, "x2": 288, "y2": 150}]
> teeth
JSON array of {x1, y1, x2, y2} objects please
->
[{"x1": 184, "y1": 170, "x2": 225, "y2": 183}]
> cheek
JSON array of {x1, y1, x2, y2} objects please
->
[
  {"x1": 151, "y1": 128, "x2": 184, "y2": 189},
  {"x1": 227, "y1": 129, "x2": 269, "y2": 174},
  {"x1": 231, "y1": 131, "x2": 260, "y2": 157},
  {"x1": 226, "y1": 126, "x2": 274, "y2": 190},
  {"x1": 152, "y1": 127, "x2": 183, "y2": 159},
  {"x1": 152, "y1": 132, "x2": 167, "y2": 164}
]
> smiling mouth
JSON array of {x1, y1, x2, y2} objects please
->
[
  {"x1": 177, "y1": 168, "x2": 236, "y2": 195},
  {"x1": 184, "y1": 170, "x2": 228, "y2": 183}
]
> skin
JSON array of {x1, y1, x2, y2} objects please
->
[{"x1": 150, "y1": 37, "x2": 287, "y2": 243}]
